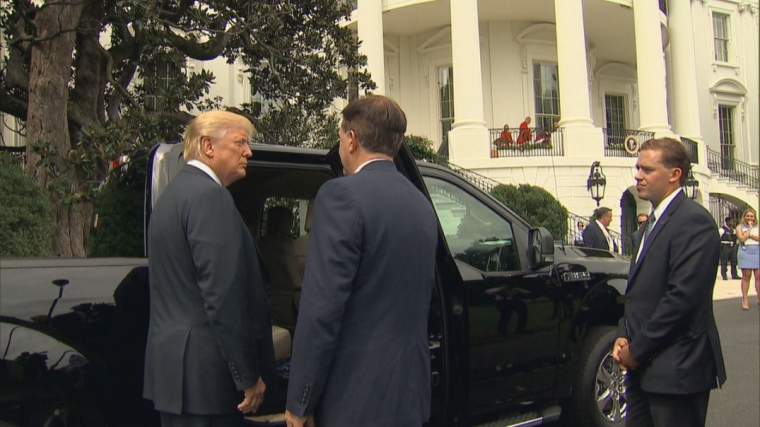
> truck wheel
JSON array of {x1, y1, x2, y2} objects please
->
[{"x1": 567, "y1": 326, "x2": 626, "y2": 427}]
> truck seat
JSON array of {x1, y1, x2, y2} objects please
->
[{"x1": 271, "y1": 325, "x2": 291, "y2": 361}]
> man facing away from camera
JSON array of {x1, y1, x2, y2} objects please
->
[{"x1": 285, "y1": 95, "x2": 438, "y2": 427}]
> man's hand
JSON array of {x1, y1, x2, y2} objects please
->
[
  {"x1": 611, "y1": 337, "x2": 629, "y2": 369},
  {"x1": 617, "y1": 343, "x2": 640, "y2": 370},
  {"x1": 285, "y1": 410, "x2": 315, "y2": 427},
  {"x1": 238, "y1": 377, "x2": 266, "y2": 414}
]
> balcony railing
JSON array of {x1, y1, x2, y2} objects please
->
[
  {"x1": 603, "y1": 129, "x2": 654, "y2": 158},
  {"x1": 707, "y1": 147, "x2": 759, "y2": 189},
  {"x1": 681, "y1": 137, "x2": 699, "y2": 164},
  {"x1": 489, "y1": 127, "x2": 564, "y2": 157}
]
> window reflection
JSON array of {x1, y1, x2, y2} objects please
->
[{"x1": 424, "y1": 176, "x2": 519, "y2": 272}]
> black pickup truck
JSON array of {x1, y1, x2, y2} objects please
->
[{"x1": 0, "y1": 142, "x2": 630, "y2": 427}]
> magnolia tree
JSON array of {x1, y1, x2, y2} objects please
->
[{"x1": 0, "y1": 0, "x2": 373, "y2": 256}]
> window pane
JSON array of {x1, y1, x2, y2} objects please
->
[
  {"x1": 424, "y1": 176, "x2": 519, "y2": 272},
  {"x1": 718, "y1": 106, "x2": 735, "y2": 167},
  {"x1": 533, "y1": 63, "x2": 561, "y2": 131},
  {"x1": 712, "y1": 13, "x2": 729, "y2": 62},
  {"x1": 439, "y1": 67, "x2": 455, "y2": 142},
  {"x1": 605, "y1": 94, "x2": 626, "y2": 131}
]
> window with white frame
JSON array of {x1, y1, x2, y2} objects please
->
[
  {"x1": 250, "y1": 72, "x2": 276, "y2": 117},
  {"x1": 712, "y1": 12, "x2": 730, "y2": 62},
  {"x1": 605, "y1": 94, "x2": 627, "y2": 146},
  {"x1": 144, "y1": 62, "x2": 176, "y2": 112},
  {"x1": 439, "y1": 66, "x2": 454, "y2": 144},
  {"x1": 533, "y1": 63, "x2": 560, "y2": 132},
  {"x1": 718, "y1": 105, "x2": 735, "y2": 168}
]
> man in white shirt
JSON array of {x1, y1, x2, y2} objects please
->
[
  {"x1": 583, "y1": 207, "x2": 618, "y2": 252},
  {"x1": 612, "y1": 137, "x2": 725, "y2": 427},
  {"x1": 145, "y1": 111, "x2": 276, "y2": 427}
]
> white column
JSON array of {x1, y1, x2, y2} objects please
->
[
  {"x1": 739, "y1": 3, "x2": 759, "y2": 164},
  {"x1": 554, "y1": 0, "x2": 593, "y2": 128},
  {"x1": 358, "y1": 0, "x2": 385, "y2": 95},
  {"x1": 669, "y1": 0, "x2": 702, "y2": 141},
  {"x1": 447, "y1": 0, "x2": 489, "y2": 164},
  {"x1": 633, "y1": 0, "x2": 672, "y2": 135},
  {"x1": 669, "y1": 0, "x2": 708, "y2": 182},
  {"x1": 553, "y1": 0, "x2": 603, "y2": 158}
]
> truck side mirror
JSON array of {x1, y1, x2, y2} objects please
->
[{"x1": 528, "y1": 227, "x2": 554, "y2": 270}]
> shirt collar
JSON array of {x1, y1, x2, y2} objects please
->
[
  {"x1": 354, "y1": 158, "x2": 392, "y2": 174},
  {"x1": 650, "y1": 188, "x2": 682, "y2": 226},
  {"x1": 187, "y1": 159, "x2": 222, "y2": 186}
]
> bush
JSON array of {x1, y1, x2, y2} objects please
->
[
  {"x1": 405, "y1": 134, "x2": 444, "y2": 164},
  {"x1": 491, "y1": 183, "x2": 568, "y2": 240},
  {"x1": 87, "y1": 157, "x2": 147, "y2": 258},
  {"x1": 0, "y1": 153, "x2": 54, "y2": 257}
]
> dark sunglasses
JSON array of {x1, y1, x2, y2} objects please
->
[{"x1": 637, "y1": 221, "x2": 646, "y2": 225}]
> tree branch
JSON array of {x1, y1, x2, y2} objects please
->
[
  {"x1": 146, "y1": 110, "x2": 195, "y2": 126},
  {"x1": 163, "y1": 27, "x2": 232, "y2": 61},
  {"x1": 0, "y1": 87, "x2": 28, "y2": 119}
]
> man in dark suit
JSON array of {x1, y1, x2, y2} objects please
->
[
  {"x1": 719, "y1": 217, "x2": 739, "y2": 280},
  {"x1": 284, "y1": 96, "x2": 438, "y2": 427},
  {"x1": 583, "y1": 206, "x2": 618, "y2": 252},
  {"x1": 612, "y1": 138, "x2": 726, "y2": 427},
  {"x1": 144, "y1": 111, "x2": 276, "y2": 427}
]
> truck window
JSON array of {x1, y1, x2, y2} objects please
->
[
  {"x1": 424, "y1": 176, "x2": 520, "y2": 272},
  {"x1": 261, "y1": 197, "x2": 307, "y2": 239}
]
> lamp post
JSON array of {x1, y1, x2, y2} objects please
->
[
  {"x1": 587, "y1": 161, "x2": 606, "y2": 206},
  {"x1": 684, "y1": 169, "x2": 699, "y2": 200}
]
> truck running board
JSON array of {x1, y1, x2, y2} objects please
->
[{"x1": 474, "y1": 405, "x2": 561, "y2": 427}]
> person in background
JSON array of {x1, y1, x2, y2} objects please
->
[
  {"x1": 736, "y1": 209, "x2": 760, "y2": 310},
  {"x1": 573, "y1": 221, "x2": 586, "y2": 246},
  {"x1": 144, "y1": 111, "x2": 276, "y2": 427},
  {"x1": 492, "y1": 124, "x2": 514, "y2": 157},
  {"x1": 285, "y1": 95, "x2": 438, "y2": 427},
  {"x1": 719, "y1": 217, "x2": 740, "y2": 281},
  {"x1": 498, "y1": 124, "x2": 514, "y2": 146},
  {"x1": 612, "y1": 137, "x2": 725, "y2": 427},
  {"x1": 517, "y1": 116, "x2": 533, "y2": 145},
  {"x1": 583, "y1": 207, "x2": 618, "y2": 252},
  {"x1": 636, "y1": 213, "x2": 650, "y2": 230}
]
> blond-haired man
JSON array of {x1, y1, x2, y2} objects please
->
[{"x1": 144, "y1": 111, "x2": 276, "y2": 426}]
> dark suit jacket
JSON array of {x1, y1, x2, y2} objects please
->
[
  {"x1": 618, "y1": 191, "x2": 726, "y2": 394},
  {"x1": 286, "y1": 161, "x2": 438, "y2": 427},
  {"x1": 582, "y1": 220, "x2": 617, "y2": 252},
  {"x1": 144, "y1": 165, "x2": 276, "y2": 415}
]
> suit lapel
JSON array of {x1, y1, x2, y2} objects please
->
[{"x1": 627, "y1": 192, "x2": 686, "y2": 283}]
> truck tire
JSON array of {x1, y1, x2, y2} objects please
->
[{"x1": 566, "y1": 326, "x2": 626, "y2": 427}]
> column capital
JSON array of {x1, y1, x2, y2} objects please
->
[{"x1": 738, "y1": 3, "x2": 759, "y2": 15}]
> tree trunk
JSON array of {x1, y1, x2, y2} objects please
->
[{"x1": 25, "y1": 2, "x2": 86, "y2": 257}]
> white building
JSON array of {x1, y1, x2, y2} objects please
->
[
  {"x1": 335, "y1": 0, "x2": 758, "y2": 248},
  {"x1": 3, "y1": 0, "x2": 758, "y2": 249}
]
